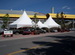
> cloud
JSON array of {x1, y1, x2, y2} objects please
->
[
  {"x1": 62, "y1": 6, "x2": 67, "y2": 9},
  {"x1": 67, "y1": 7, "x2": 71, "y2": 9},
  {"x1": 62, "y1": 6, "x2": 71, "y2": 9}
]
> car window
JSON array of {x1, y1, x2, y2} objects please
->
[{"x1": 24, "y1": 29, "x2": 28, "y2": 31}]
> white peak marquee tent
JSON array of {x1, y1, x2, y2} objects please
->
[
  {"x1": 37, "y1": 20, "x2": 48, "y2": 28},
  {"x1": 44, "y1": 16, "x2": 61, "y2": 28},
  {"x1": 9, "y1": 11, "x2": 34, "y2": 28}
]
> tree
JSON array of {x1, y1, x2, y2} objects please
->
[
  {"x1": 56, "y1": 13, "x2": 60, "y2": 24},
  {"x1": 34, "y1": 13, "x2": 37, "y2": 29},
  {"x1": 34, "y1": 13, "x2": 37, "y2": 23},
  {"x1": 1, "y1": 13, "x2": 10, "y2": 29},
  {"x1": 60, "y1": 12, "x2": 66, "y2": 29}
]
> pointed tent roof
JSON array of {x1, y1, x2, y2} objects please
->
[
  {"x1": 37, "y1": 20, "x2": 48, "y2": 28},
  {"x1": 9, "y1": 11, "x2": 34, "y2": 28},
  {"x1": 44, "y1": 16, "x2": 60, "y2": 28}
]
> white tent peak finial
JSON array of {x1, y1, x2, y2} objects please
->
[{"x1": 24, "y1": 9, "x2": 26, "y2": 11}]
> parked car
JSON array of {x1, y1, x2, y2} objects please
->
[
  {"x1": 22, "y1": 28, "x2": 40, "y2": 35},
  {"x1": 13, "y1": 29, "x2": 20, "y2": 34},
  {"x1": 0, "y1": 29, "x2": 4, "y2": 35},
  {"x1": 70, "y1": 28, "x2": 75, "y2": 31},
  {"x1": 37, "y1": 29, "x2": 46, "y2": 33}
]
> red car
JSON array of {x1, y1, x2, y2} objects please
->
[{"x1": 22, "y1": 29, "x2": 40, "y2": 35}]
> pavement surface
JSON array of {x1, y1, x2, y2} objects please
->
[{"x1": 0, "y1": 31, "x2": 75, "y2": 55}]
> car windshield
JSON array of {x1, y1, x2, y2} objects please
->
[{"x1": 24, "y1": 29, "x2": 30, "y2": 31}]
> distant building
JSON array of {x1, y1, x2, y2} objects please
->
[
  {"x1": 0, "y1": 9, "x2": 75, "y2": 28},
  {"x1": 0, "y1": 10, "x2": 46, "y2": 24}
]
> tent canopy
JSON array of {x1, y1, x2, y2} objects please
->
[
  {"x1": 44, "y1": 16, "x2": 61, "y2": 28},
  {"x1": 9, "y1": 11, "x2": 34, "y2": 28},
  {"x1": 37, "y1": 20, "x2": 48, "y2": 28}
]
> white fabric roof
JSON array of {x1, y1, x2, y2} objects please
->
[
  {"x1": 44, "y1": 16, "x2": 61, "y2": 28},
  {"x1": 9, "y1": 11, "x2": 34, "y2": 28},
  {"x1": 37, "y1": 20, "x2": 48, "y2": 28}
]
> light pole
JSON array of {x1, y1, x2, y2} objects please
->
[{"x1": 72, "y1": 19, "x2": 74, "y2": 29}]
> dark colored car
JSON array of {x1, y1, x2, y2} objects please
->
[
  {"x1": 12, "y1": 29, "x2": 23, "y2": 34},
  {"x1": 0, "y1": 29, "x2": 4, "y2": 35},
  {"x1": 37, "y1": 29, "x2": 46, "y2": 33},
  {"x1": 13, "y1": 29, "x2": 20, "y2": 34}
]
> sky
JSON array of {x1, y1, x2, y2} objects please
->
[{"x1": 0, "y1": 0, "x2": 75, "y2": 14}]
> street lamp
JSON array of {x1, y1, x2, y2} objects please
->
[{"x1": 72, "y1": 19, "x2": 74, "y2": 29}]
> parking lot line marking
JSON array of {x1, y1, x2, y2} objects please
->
[
  {"x1": 7, "y1": 40, "x2": 57, "y2": 55},
  {"x1": 7, "y1": 50, "x2": 25, "y2": 55},
  {"x1": 7, "y1": 45, "x2": 44, "y2": 55}
]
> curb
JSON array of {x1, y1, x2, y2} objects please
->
[{"x1": 0, "y1": 31, "x2": 73, "y2": 42}]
